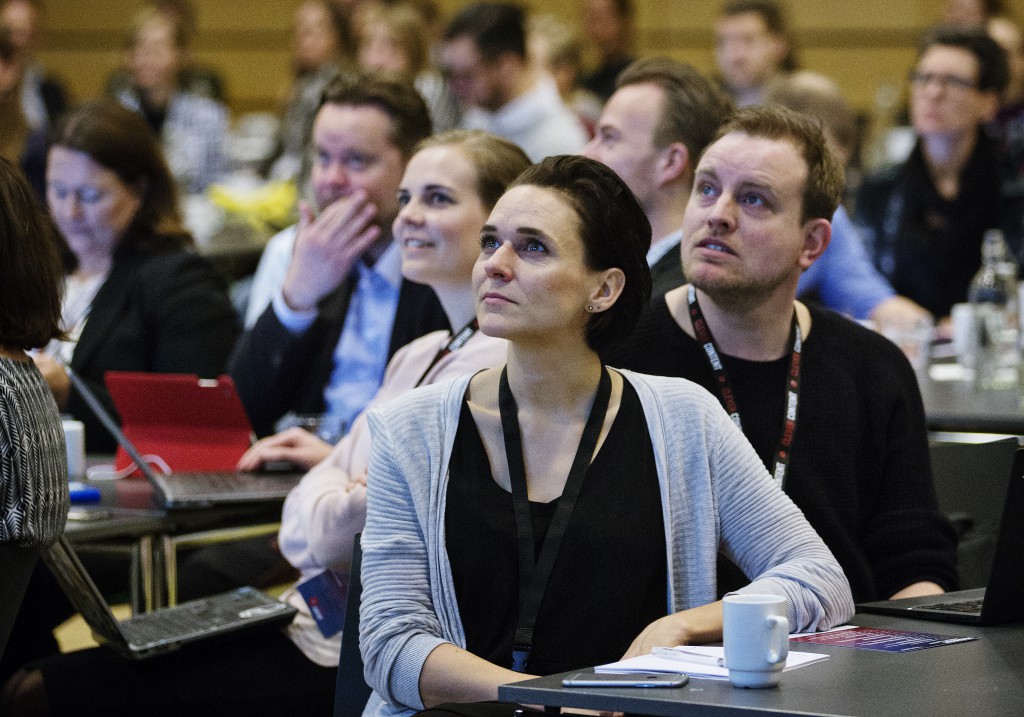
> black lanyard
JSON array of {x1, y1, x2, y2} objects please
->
[
  {"x1": 687, "y1": 285, "x2": 802, "y2": 488},
  {"x1": 414, "y1": 319, "x2": 478, "y2": 388},
  {"x1": 498, "y1": 364, "x2": 611, "y2": 673}
]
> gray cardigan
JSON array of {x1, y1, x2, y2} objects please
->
[{"x1": 360, "y1": 370, "x2": 854, "y2": 717}]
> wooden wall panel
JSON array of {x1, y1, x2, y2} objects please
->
[{"x1": 30, "y1": 0, "x2": 1024, "y2": 117}]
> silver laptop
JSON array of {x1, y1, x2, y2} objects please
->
[
  {"x1": 43, "y1": 537, "x2": 296, "y2": 659},
  {"x1": 67, "y1": 366, "x2": 303, "y2": 509},
  {"x1": 858, "y1": 449, "x2": 1024, "y2": 625}
]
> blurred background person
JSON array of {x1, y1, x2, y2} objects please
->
[
  {"x1": 579, "y1": 0, "x2": 635, "y2": 103},
  {"x1": 580, "y1": 57, "x2": 733, "y2": 299},
  {"x1": 715, "y1": 0, "x2": 794, "y2": 107},
  {"x1": 944, "y1": 0, "x2": 1004, "y2": 28},
  {"x1": 357, "y1": 1, "x2": 460, "y2": 133},
  {"x1": 441, "y1": 2, "x2": 587, "y2": 161},
  {"x1": 267, "y1": 0, "x2": 351, "y2": 182},
  {"x1": 0, "y1": 0, "x2": 67, "y2": 131},
  {"x1": 528, "y1": 12, "x2": 602, "y2": 137},
  {"x1": 152, "y1": 0, "x2": 224, "y2": 100},
  {"x1": 105, "y1": 0, "x2": 225, "y2": 102},
  {"x1": 0, "y1": 156, "x2": 69, "y2": 659},
  {"x1": 113, "y1": 6, "x2": 228, "y2": 195},
  {"x1": 0, "y1": 26, "x2": 30, "y2": 170},
  {"x1": 33, "y1": 100, "x2": 239, "y2": 453},
  {"x1": 987, "y1": 13, "x2": 1024, "y2": 186},
  {"x1": 853, "y1": 27, "x2": 1021, "y2": 320}
]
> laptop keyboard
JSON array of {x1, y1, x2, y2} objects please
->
[
  {"x1": 912, "y1": 598, "x2": 984, "y2": 614},
  {"x1": 120, "y1": 588, "x2": 291, "y2": 647},
  {"x1": 159, "y1": 471, "x2": 296, "y2": 496}
]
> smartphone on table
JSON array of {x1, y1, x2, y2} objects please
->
[{"x1": 561, "y1": 672, "x2": 688, "y2": 688}]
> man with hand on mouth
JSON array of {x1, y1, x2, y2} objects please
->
[
  {"x1": 186, "y1": 72, "x2": 449, "y2": 601},
  {"x1": 603, "y1": 105, "x2": 958, "y2": 605},
  {"x1": 231, "y1": 71, "x2": 448, "y2": 440}
]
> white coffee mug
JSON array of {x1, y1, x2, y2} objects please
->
[
  {"x1": 62, "y1": 419, "x2": 86, "y2": 480},
  {"x1": 723, "y1": 593, "x2": 789, "y2": 688}
]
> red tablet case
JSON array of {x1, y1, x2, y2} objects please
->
[{"x1": 104, "y1": 372, "x2": 253, "y2": 475}]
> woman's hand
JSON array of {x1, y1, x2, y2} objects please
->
[
  {"x1": 236, "y1": 427, "x2": 333, "y2": 471},
  {"x1": 31, "y1": 352, "x2": 71, "y2": 410},
  {"x1": 621, "y1": 601, "x2": 724, "y2": 659}
]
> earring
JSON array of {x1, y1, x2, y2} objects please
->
[{"x1": 587, "y1": 305, "x2": 595, "y2": 312}]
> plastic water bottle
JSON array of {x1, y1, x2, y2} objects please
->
[{"x1": 967, "y1": 229, "x2": 1020, "y2": 389}]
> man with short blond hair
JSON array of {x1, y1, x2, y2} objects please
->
[{"x1": 606, "y1": 105, "x2": 958, "y2": 604}]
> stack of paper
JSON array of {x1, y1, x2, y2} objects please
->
[{"x1": 595, "y1": 646, "x2": 829, "y2": 680}]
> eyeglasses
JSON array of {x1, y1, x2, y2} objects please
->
[{"x1": 909, "y1": 71, "x2": 978, "y2": 92}]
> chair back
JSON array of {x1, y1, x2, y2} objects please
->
[
  {"x1": 0, "y1": 544, "x2": 40, "y2": 659},
  {"x1": 334, "y1": 536, "x2": 372, "y2": 717},
  {"x1": 929, "y1": 432, "x2": 1019, "y2": 588}
]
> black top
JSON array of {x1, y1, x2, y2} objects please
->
[
  {"x1": 603, "y1": 300, "x2": 959, "y2": 602},
  {"x1": 445, "y1": 379, "x2": 666, "y2": 675}
]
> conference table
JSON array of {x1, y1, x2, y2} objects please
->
[
  {"x1": 64, "y1": 471, "x2": 283, "y2": 613},
  {"x1": 499, "y1": 612, "x2": 1024, "y2": 717},
  {"x1": 918, "y1": 365, "x2": 1024, "y2": 435}
]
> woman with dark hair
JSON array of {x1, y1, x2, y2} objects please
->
[
  {"x1": 0, "y1": 155, "x2": 68, "y2": 546},
  {"x1": 0, "y1": 156, "x2": 69, "y2": 658},
  {"x1": 32, "y1": 99, "x2": 239, "y2": 452},
  {"x1": 0, "y1": 130, "x2": 529, "y2": 717},
  {"x1": 358, "y1": 155, "x2": 854, "y2": 717}
]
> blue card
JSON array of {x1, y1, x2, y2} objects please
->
[
  {"x1": 297, "y1": 570, "x2": 350, "y2": 638},
  {"x1": 69, "y1": 481, "x2": 101, "y2": 504}
]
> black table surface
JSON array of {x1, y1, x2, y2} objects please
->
[
  {"x1": 65, "y1": 471, "x2": 283, "y2": 540},
  {"x1": 498, "y1": 613, "x2": 1024, "y2": 717},
  {"x1": 918, "y1": 365, "x2": 1024, "y2": 435}
]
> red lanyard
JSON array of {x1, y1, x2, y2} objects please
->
[{"x1": 687, "y1": 286, "x2": 801, "y2": 488}]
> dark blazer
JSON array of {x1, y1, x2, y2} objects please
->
[
  {"x1": 229, "y1": 277, "x2": 449, "y2": 437},
  {"x1": 649, "y1": 245, "x2": 685, "y2": 300},
  {"x1": 67, "y1": 249, "x2": 241, "y2": 453}
]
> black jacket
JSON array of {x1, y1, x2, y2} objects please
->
[
  {"x1": 229, "y1": 277, "x2": 449, "y2": 437},
  {"x1": 68, "y1": 249, "x2": 241, "y2": 452}
]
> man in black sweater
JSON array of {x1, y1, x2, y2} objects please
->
[{"x1": 604, "y1": 105, "x2": 958, "y2": 603}]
